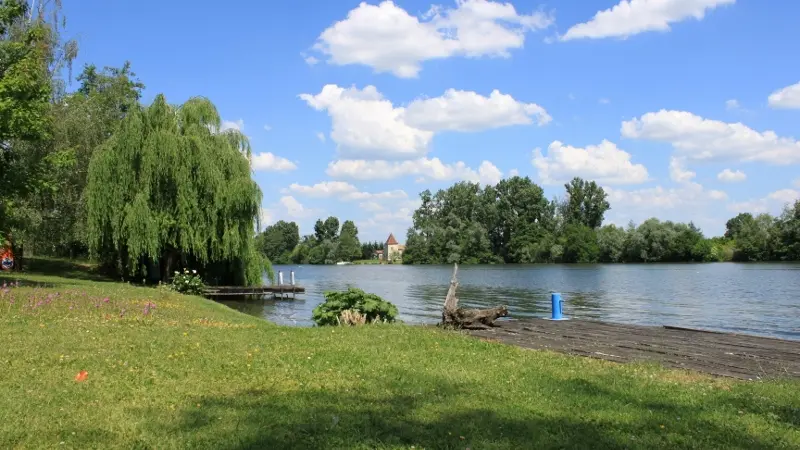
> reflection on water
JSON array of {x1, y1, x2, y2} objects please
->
[{"x1": 213, "y1": 263, "x2": 800, "y2": 340}]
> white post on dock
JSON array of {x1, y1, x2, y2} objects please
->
[
  {"x1": 290, "y1": 271, "x2": 295, "y2": 286},
  {"x1": 278, "y1": 271, "x2": 283, "y2": 286}
]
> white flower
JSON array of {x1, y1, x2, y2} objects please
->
[{"x1": 192, "y1": 270, "x2": 196, "y2": 274}]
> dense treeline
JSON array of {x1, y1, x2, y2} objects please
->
[
  {"x1": 403, "y1": 177, "x2": 800, "y2": 264},
  {"x1": 360, "y1": 241, "x2": 383, "y2": 260},
  {"x1": 0, "y1": 1, "x2": 268, "y2": 285},
  {"x1": 256, "y1": 216, "x2": 365, "y2": 265}
]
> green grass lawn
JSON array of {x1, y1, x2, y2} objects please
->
[{"x1": 1, "y1": 260, "x2": 799, "y2": 449}]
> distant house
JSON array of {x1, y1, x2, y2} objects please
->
[
  {"x1": 373, "y1": 249, "x2": 384, "y2": 260},
  {"x1": 385, "y1": 233, "x2": 405, "y2": 262}
]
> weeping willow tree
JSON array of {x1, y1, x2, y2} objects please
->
[{"x1": 86, "y1": 94, "x2": 270, "y2": 286}]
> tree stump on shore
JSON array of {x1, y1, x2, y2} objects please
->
[{"x1": 441, "y1": 263, "x2": 508, "y2": 330}]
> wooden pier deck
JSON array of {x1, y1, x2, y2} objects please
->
[
  {"x1": 203, "y1": 285, "x2": 305, "y2": 298},
  {"x1": 467, "y1": 318, "x2": 800, "y2": 380}
]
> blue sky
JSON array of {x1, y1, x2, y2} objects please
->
[{"x1": 63, "y1": 0, "x2": 800, "y2": 241}]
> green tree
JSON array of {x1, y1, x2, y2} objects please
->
[
  {"x1": 85, "y1": 94, "x2": 268, "y2": 285},
  {"x1": 493, "y1": 176, "x2": 551, "y2": 262},
  {"x1": 256, "y1": 220, "x2": 299, "y2": 264},
  {"x1": 563, "y1": 177, "x2": 610, "y2": 229},
  {"x1": 337, "y1": 220, "x2": 361, "y2": 262},
  {"x1": 725, "y1": 213, "x2": 753, "y2": 239},
  {"x1": 290, "y1": 235, "x2": 314, "y2": 264},
  {"x1": 360, "y1": 241, "x2": 382, "y2": 260},
  {"x1": 560, "y1": 224, "x2": 599, "y2": 263},
  {"x1": 596, "y1": 224, "x2": 627, "y2": 262},
  {"x1": 775, "y1": 200, "x2": 800, "y2": 260},
  {"x1": 22, "y1": 62, "x2": 144, "y2": 257},
  {"x1": 314, "y1": 216, "x2": 340, "y2": 242},
  {"x1": 731, "y1": 213, "x2": 776, "y2": 262},
  {"x1": 0, "y1": 0, "x2": 51, "y2": 144},
  {"x1": 0, "y1": 0, "x2": 53, "y2": 236},
  {"x1": 0, "y1": 0, "x2": 77, "y2": 260}
]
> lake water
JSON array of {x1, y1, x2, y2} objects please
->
[{"x1": 213, "y1": 263, "x2": 800, "y2": 340}]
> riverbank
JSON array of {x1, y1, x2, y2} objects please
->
[
  {"x1": 470, "y1": 318, "x2": 800, "y2": 379},
  {"x1": 1, "y1": 264, "x2": 799, "y2": 448}
]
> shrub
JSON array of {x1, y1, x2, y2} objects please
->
[
  {"x1": 312, "y1": 288, "x2": 398, "y2": 326},
  {"x1": 170, "y1": 269, "x2": 206, "y2": 296}
]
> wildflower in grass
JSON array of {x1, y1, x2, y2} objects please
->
[
  {"x1": 103, "y1": 297, "x2": 109, "y2": 303},
  {"x1": 143, "y1": 302, "x2": 156, "y2": 316},
  {"x1": 75, "y1": 370, "x2": 88, "y2": 382}
]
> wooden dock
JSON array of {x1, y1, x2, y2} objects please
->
[
  {"x1": 467, "y1": 318, "x2": 800, "y2": 380},
  {"x1": 203, "y1": 285, "x2": 305, "y2": 299}
]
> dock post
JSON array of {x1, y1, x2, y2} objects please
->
[
  {"x1": 290, "y1": 271, "x2": 295, "y2": 299},
  {"x1": 548, "y1": 292, "x2": 567, "y2": 320},
  {"x1": 278, "y1": 271, "x2": 283, "y2": 286}
]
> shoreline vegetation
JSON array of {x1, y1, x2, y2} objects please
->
[
  {"x1": 2, "y1": 260, "x2": 799, "y2": 448},
  {"x1": 258, "y1": 177, "x2": 800, "y2": 267}
]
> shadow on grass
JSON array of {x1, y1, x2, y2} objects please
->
[
  {"x1": 139, "y1": 373, "x2": 790, "y2": 449},
  {"x1": 7, "y1": 257, "x2": 112, "y2": 282}
]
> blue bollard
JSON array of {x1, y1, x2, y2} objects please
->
[{"x1": 548, "y1": 292, "x2": 568, "y2": 320}]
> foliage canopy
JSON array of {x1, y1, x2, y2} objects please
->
[{"x1": 86, "y1": 94, "x2": 268, "y2": 285}]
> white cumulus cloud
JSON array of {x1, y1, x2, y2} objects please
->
[
  {"x1": 359, "y1": 201, "x2": 385, "y2": 212},
  {"x1": 279, "y1": 196, "x2": 315, "y2": 218},
  {"x1": 300, "y1": 84, "x2": 548, "y2": 159},
  {"x1": 604, "y1": 182, "x2": 727, "y2": 230},
  {"x1": 300, "y1": 85, "x2": 433, "y2": 159},
  {"x1": 286, "y1": 181, "x2": 408, "y2": 202},
  {"x1": 313, "y1": 0, "x2": 553, "y2": 78},
  {"x1": 669, "y1": 157, "x2": 696, "y2": 183},
  {"x1": 725, "y1": 99, "x2": 740, "y2": 110},
  {"x1": 621, "y1": 109, "x2": 800, "y2": 165},
  {"x1": 405, "y1": 89, "x2": 551, "y2": 131},
  {"x1": 717, "y1": 168, "x2": 746, "y2": 183},
  {"x1": 768, "y1": 81, "x2": 800, "y2": 109},
  {"x1": 327, "y1": 158, "x2": 503, "y2": 185},
  {"x1": 561, "y1": 0, "x2": 734, "y2": 41},
  {"x1": 728, "y1": 189, "x2": 800, "y2": 214},
  {"x1": 532, "y1": 140, "x2": 649, "y2": 185},
  {"x1": 250, "y1": 152, "x2": 297, "y2": 172}
]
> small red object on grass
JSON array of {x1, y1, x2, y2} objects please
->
[{"x1": 75, "y1": 370, "x2": 88, "y2": 382}]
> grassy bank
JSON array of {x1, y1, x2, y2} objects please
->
[
  {"x1": 1, "y1": 261, "x2": 799, "y2": 449},
  {"x1": 352, "y1": 259, "x2": 382, "y2": 265}
]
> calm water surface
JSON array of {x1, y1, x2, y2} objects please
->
[{"x1": 213, "y1": 264, "x2": 800, "y2": 340}]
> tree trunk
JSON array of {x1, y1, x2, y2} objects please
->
[
  {"x1": 441, "y1": 263, "x2": 509, "y2": 329},
  {"x1": 161, "y1": 248, "x2": 179, "y2": 283}
]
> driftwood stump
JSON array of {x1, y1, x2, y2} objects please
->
[{"x1": 441, "y1": 263, "x2": 508, "y2": 330}]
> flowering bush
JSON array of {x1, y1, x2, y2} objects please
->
[
  {"x1": 170, "y1": 269, "x2": 206, "y2": 296},
  {"x1": 312, "y1": 288, "x2": 398, "y2": 326}
]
